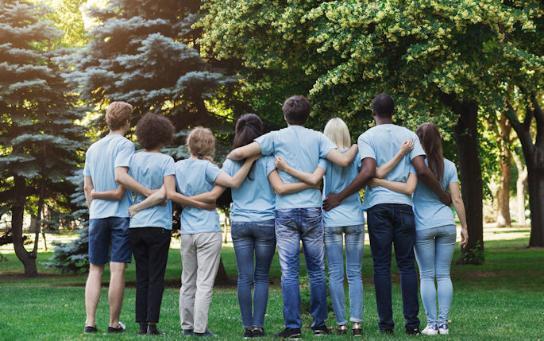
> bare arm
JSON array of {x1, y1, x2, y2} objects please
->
[
  {"x1": 369, "y1": 172, "x2": 418, "y2": 195},
  {"x1": 275, "y1": 157, "x2": 325, "y2": 186},
  {"x1": 412, "y1": 156, "x2": 452, "y2": 205},
  {"x1": 268, "y1": 170, "x2": 315, "y2": 195},
  {"x1": 91, "y1": 186, "x2": 126, "y2": 201},
  {"x1": 226, "y1": 142, "x2": 261, "y2": 161},
  {"x1": 83, "y1": 176, "x2": 94, "y2": 208},
  {"x1": 325, "y1": 144, "x2": 358, "y2": 167},
  {"x1": 214, "y1": 156, "x2": 257, "y2": 188},
  {"x1": 375, "y1": 140, "x2": 414, "y2": 178},
  {"x1": 449, "y1": 181, "x2": 468, "y2": 248},
  {"x1": 323, "y1": 157, "x2": 377, "y2": 211},
  {"x1": 164, "y1": 175, "x2": 216, "y2": 210},
  {"x1": 190, "y1": 186, "x2": 226, "y2": 203},
  {"x1": 115, "y1": 167, "x2": 153, "y2": 197},
  {"x1": 128, "y1": 186, "x2": 166, "y2": 217}
]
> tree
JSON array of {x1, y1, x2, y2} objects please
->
[
  {"x1": 65, "y1": 0, "x2": 233, "y2": 136},
  {"x1": 0, "y1": 0, "x2": 86, "y2": 276},
  {"x1": 201, "y1": 0, "x2": 541, "y2": 262}
]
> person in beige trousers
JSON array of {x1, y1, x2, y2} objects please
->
[{"x1": 165, "y1": 127, "x2": 256, "y2": 336}]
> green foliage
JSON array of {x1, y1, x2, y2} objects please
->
[
  {"x1": 63, "y1": 0, "x2": 235, "y2": 143},
  {"x1": 0, "y1": 0, "x2": 87, "y2": 226}
]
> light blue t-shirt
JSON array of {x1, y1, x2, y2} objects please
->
[
  {"x1": 128, "y1": 152, "x2": 175, "y2": 229},
  {"x1": 358, "y1": 124, "x2": 425, "y2": 209},
  {"x1": 319, "y1": 150, "x2": 365, "y2": 228},
  {"x1": 83, "y1": 133, "x2": 134, "y2": 219},
  {"x1": 413, "y1": 159, "x2": 458, "y2": 230},
  {"x1": 174, "y1": 158, "x2": 222, "y2": 234},
  {"x1": 255, "y1": 125, "x2": 336, "y2": 209},
  {"x1": 222, "y1": 157, "x2": 276, "y2": 222}
]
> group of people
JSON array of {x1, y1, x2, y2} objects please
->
[{"x1": 82, "y1": 93, "x2": 468, "y2": 338}]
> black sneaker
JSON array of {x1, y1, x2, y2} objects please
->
[
  {"x1": 107, "y1": 322, "x2": 126, "y2": 333},
  {"x1": 406, "y1": 327, "x2": 421, "y2": 336},
  {"x1": 243, "y1": 328, "x2": 254, "y2": 338},
  {"x1": 84, "y1": 326, "x2": 97, "y2": 334},
  {"x1": 194, "y1": 330, "x2": 215, "y2": 337},
  {"x1": 312, "y1": 325, "x2": 331, "y2": 336},
  {"x1": 138, "y1": 323, "x2": 147, "y2": 335},
  {"x1": 337, "y1": 324, "x2": 348, "y2": 335},
  {"x1": 252, "y1": 327, "x2": 265, "y2": 337},
  {"x1": 183, "y1": 329, "x2": 194, "y2": 336},
  {"x1": 147, "y1": 324, "x2": 162, "y2": 336},
  {"x1": 275, "y1": 328, "x2": 301, "y2": 339}
]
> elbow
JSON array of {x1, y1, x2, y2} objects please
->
[
  {"x1": 274, "y1": 186, "x2": 286, "y2": 195},
  {"x1": 367, "y1": 168, "x2": 377, "y2": 179},
  {"x1": 165, "y1": 190, "x2": 176, "y2": 200},
  {"x1": 83, "y1": 185, "x2": 93, "y2": 193}
]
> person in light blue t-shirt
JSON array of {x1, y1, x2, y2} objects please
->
[
  {"x1": 190, "y1": 114, "x2": 311, "y2": 338},
  {"x1": 375, "y1": 123, "x2": 468, "y2": 336},
  {"x1": 164, "y1": 127, "x2": 257, "y2": 337},
  {"x1": 226, "y1": 96, "x2": 358, "y2": 338},
  {"x1": 323, "y1": 94, "x2": 452, "y2": 335},
  {"x1": 82, "y1": 101, "x2": 134, "y2": 334},
  {"x1": 275, "y1": 117, "x2": 414, "y2": 335}
]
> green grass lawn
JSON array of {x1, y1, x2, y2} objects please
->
[{"x1": 1, "y1": 237, "x2": 543, "y2": 340}]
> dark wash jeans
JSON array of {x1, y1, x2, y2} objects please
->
[
  {"x1": 367, "y1": 204, "x2": 420, "y2": 331},
  {"x1": 275, "y1": 207, "x2": 327, "y2": 330},
  {"x1": 129, "y1": 227, "x2": 171, "y2": 323},
  {"x1": 231, "y1": 219, "x2": 276, "y2": 328}
]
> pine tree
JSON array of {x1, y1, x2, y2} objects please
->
[
  {"x1": 66, "y1": 0, "x2": 233, "y2": 136},
  {"x1": 0, "y1": 0, "x2": 87, "y2": 276}
]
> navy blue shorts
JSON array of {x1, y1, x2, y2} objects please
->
[{"x1": 88, "y1": 217, "x2": 131, "y2": 265}]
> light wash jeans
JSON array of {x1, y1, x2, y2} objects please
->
[
  {"x1": 324, "y1": 225, "x2": 364, "y2": 326},
  {"x1": 231, "y1": 219, "x2": 276, "y2": 329},
  {"x1": 414, "y1": 224, "x2": 456, "y2": 326},
  {"x1": 275, "y1": 207, "x2": 328, "y2": 330}
]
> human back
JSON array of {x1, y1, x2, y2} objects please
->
[
  {"x1": 358, "y1": 123, "x2": 423, "y2": 209},
  {"x1": 128, "y1": 151, "x2": 175, "y2": 229},
  {"x1": 84, "y1": 128, "x2": 134, "y2": 219}
]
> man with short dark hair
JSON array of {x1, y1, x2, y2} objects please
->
[
  {"x1": 227, "y1": 95, "x2": 358, "y2": 338},
  {"x1": 324, "y1": 93, "x2": 451, "y2": 336}
]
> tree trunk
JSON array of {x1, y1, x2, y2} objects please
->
[
  {"x1": 443, "y1": 96, "x2": 484, "y2": 264},
  {"x1": 214, "y1": 258, "x2": 232, "y2": 285},
  {"x1": 512, "y1": 152, "x2": 527, "y2": 225},
  {"x1": 527, "y1": 167, "x2": 544, "y2": 247},
  {"x1": 11, "y1": 176, "x2": 38, "y2": 277},
  {"x1": 506, "y1": 94, "x2": 544, "y2": 247},
  {"x1": 496, "y1": 114, "x2": 512, "y2": 227}
]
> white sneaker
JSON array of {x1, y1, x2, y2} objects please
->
[
  {"x1": 422, "y1": 324, "x2": 439, "y2": 336},
  {"x1": 438, "y1": 324, "x2": 449, "y2": 335}
]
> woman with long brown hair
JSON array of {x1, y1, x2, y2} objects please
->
[{"x1": 373, "y1": 123, "x2": 468, "y2": 335}]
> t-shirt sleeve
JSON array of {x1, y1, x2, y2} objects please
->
[
  {"x1": 221, "y1": 159, "x2": 236, "y2": 176},
  {"x1": 164, "y1": 157, "x2": 176, "y2": 177},
  {"x1": 114, "y1": 141, "x2": 135, "y2": 168},
  {"x1": 205, "y1": 162, "x2": 222, "y2": 183},
  {"x1": 410, "y1": 134, "x2": 426, "y2": 160},
  {"x1": 83, "y1": 151, "x2": 90, "y2": 176},
  {"x1": 358, "y1": 134, "x2": 376, "y2": 160},
  {"x1": 264, "y1": 156, "x2": 276, "y2": 176},
  {"x1": 254, "y1": 131, "x2": 276, "y2": 156},
  {"x1": 409, "y1": 164, "x2": 417, "y2": 174},
  {"x1": 318, "y1": 132, "x2": 337, "y2": 159},
  {"x1": 447, "y1": 161, "x2": 459, "y2": 184},
  {"x1": 318, "y1": 158, "x2": 328, "y2": 173}
]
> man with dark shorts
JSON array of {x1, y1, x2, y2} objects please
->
[{"x1": 82, "y1": 102, "x2": 135, "y2": 333}]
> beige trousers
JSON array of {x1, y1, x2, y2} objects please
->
[{"x1": 179, "y1": 232, "x2": 222, "y2": 333}]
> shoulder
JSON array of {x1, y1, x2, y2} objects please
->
[{"x1": 444, "y1": 158, "x2": 457, "y2": 172}]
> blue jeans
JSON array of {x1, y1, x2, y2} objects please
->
[
  {"x1": 275, "y1": 208, "x2": 327, "y2": 329},
  {"x1": 231, "y1": 219, "x2": 276, "y2": 329},
  {"x1": 414, "y1": 225, "x2": 456, "y2": 326},
  {"x1": 325, "y1": 225, "x2": 364, "y2": 325},
  {"x1": 367, "y1": 204, "x2": 420, "y2": 331}
]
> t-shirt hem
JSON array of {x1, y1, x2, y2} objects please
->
[
  {"x1": 129, "y1": 225, "x2": 172, "y2": 230},
  {"x1": 275, "y1": 204, "x2": 323, "y2": 210},
  {"x1": 416, "y1": 222, "x2": 455, "y2": 230},
  {"x1": 89, "y1": 214, "x2": 130, "y2": 220},
  {"x1": 324, "y1": 221, "x2": 365, "y2": 228}
]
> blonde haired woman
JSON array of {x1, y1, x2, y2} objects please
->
[
  {"x1": 276, "y1": 118, "x2": 413, "y2": 336},
  {"x1": 165, "y1": 127, "x2": 257, "y2": 337}
]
